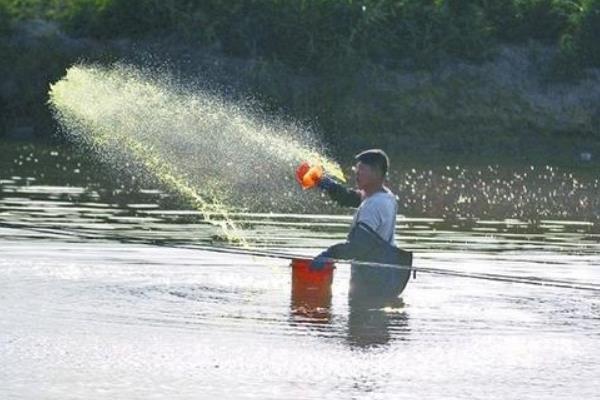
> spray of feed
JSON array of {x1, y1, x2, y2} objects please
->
[{"x1": 48, "y1": 64, "x2": 345, "y2": 243}]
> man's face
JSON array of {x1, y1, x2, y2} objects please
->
[{"x1": 354, "y1": 161, "x2": 379, "y2": 190}]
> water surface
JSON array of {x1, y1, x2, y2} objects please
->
[{"x1": 1, "y1": 145, "x2": 599, "y2": 399}]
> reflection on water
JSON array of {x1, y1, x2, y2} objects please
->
[
  {"x1": 288, "y1": 261, "x2": 411, "y2": 348},
  {"x1": 290, "y1": 282, "x2": 332, "y2": 324},
  {"x1": 1, "y1": 142, "x2": 600, "y2": 399},
  {"x1": 347, "y1": 298, "x2": 410, "y2": 348}
]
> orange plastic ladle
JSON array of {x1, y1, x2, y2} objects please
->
[{"x1": 295, "y1": 162, "x2": 324, "y2": 190}]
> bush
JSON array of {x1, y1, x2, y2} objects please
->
[
  {"x1": 432, "y1": 0, "x2": 495, "y2": 61},
  {"x1": 514, "y1": 0, "x2": 578, "y2": 43},
  {"x1": 0, "y1": 0, "x2": 597, "y2": 72},
  {"x1": 0, "y1": 1, "x2": 12, "y2": 34},
  {"x1": 573, "y1": 0, "x2": 600, "y2": 67}
]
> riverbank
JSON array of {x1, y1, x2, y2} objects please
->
[{"x1": 1, "y1": 18, "x2": 599, "y2": 165}]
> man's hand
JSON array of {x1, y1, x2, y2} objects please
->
[
  {"x1": 317, "y1": 175, "x2": 336, "y2": 191},
  {"x1": 311, "y1": 250, "x2": 332, "y2": 270}
]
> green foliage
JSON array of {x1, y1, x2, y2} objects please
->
[
  {"x1": 572, "y1": 0, "x2": 600, "y2": 67},
  {"x1": 397, "y1": 0, "x2": 494, "y2": 63},
  {"x1": 0, "y1": 1, "x2": 12, "y2": 34},
  {"x1": 514, "y1": 0, "x2": 578, "y2": 42},
  {"x1": 0, "y1": 0, "x2": 598, "y2": 163},
  {"x1": 2, "y1": 0, "x2": 598, "y2": 71}
]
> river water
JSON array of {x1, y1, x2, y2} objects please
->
[{"x1": 1, "y1": 143, "x2": 600, "y2": 399}]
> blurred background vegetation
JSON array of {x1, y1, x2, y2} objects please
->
[{"x1": 1, "y1": 0, "x2": 599, "y2": 161}]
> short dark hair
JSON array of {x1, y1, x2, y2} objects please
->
[{"x1": 355, "y1": 149, "x2": 389, "y2": 177}]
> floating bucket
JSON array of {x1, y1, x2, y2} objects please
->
[{"x1": 290, "y1": 258, "x2": 334, "y2": 316}]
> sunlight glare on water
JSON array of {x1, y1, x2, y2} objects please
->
[{"x1": 1, "y1": 158, "x2": 600, "y2": 399}]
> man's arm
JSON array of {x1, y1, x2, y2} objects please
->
[
  {"x1": 312, "y1": 222, "x2": 381, "y2": 266},
  {"x1": 319, "y1": 177, "x2": 362, "y2": 208}
]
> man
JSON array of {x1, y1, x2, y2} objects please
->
[{"x1": 311, "y1": 149, "x2": 412, "y2": 301}]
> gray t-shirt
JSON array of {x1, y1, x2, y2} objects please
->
[{"x1": 350, "y1": 188, "x2": 397, "y2": 244}]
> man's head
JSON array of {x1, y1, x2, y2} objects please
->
[{"x1": 354, "y1": 149, "x2": 389, "y2": 191}]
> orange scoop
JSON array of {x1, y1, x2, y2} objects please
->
[{"x1": 295, "y1": 162, "x2": 323, "y2": 190}]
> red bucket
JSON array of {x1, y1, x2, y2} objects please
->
[
  {"x1": 291, "y1": 258, "x2": 335, "y2": 286},
  {"x1": 290, "y1": 258, "x2": 335, "y2": 316}
]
